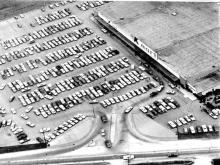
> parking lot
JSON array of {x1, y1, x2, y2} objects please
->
[{"x1": 0, "y1": 1, "x2": 219, "y2": 150}]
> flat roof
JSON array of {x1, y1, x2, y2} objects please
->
[{"x1": 98, "y1": 2, "x2": 220, "y2": 93}]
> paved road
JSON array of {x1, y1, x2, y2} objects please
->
[{"x1": 1, "y1": 145, "x2": 220, "y2": 165}]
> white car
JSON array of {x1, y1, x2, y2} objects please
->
[
  {"x1": 139, "y1": 107, "x2": 147, "y2": 113},
  {"x1": 123, "y1": 154, "x2": 135, "y2": 160},
  {"x1": 21, "y1": 114, "x2": 29, "y2": 120},
  {"x1": 167, "y1": 97, "x2": 174, "y2": 102},
  {"x1": 207, "y1": 125, "x2": 213, "y2": 132},
  {"x1": 168, "y1": 102, "x2": 176, "y2": 109},
  {"x1": 184, "y1": 115, "x2": 191, "y2": 122},
  {"x1": 6, "y1": 119, "x2": 12, "y2": 126},
  {"x1": 179, "y1": 117, "x2": 187, "y2": 124},
  {"x1": 201, "y1": 125, "x2": 208, "y2": 132},
  {"x1": 11, "y1": 108, "x2": 17, "y2": 114},
  {"x1": 168, "y1": 121, "x2": 177, "y2": 128},
  {"x1": 124, "y1": 106, "x2": 133, "y2": 114},
  {"x1": 25, "y1": 106, "x2": 33, "y2": 113},
  {"x1": 189, "y1": 126, "x2": 196, "y2": 134},
  {"x1": 212, "y1": 109, "x2": 219, "y2": 116},
  {"x1": 26, "y1": 121, "x2": 35, "y2": 127},
  {"x1": 174, "y1": 119, "x2": 182, "y2": 127},
  {"x1": 100, "y1": 129, "x2": 106, "y2": 137},
  {"x1": 188, "y1": 114, "x2": 196, "y2": 121}
]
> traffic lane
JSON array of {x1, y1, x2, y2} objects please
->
[
  {"x1": 2, "y1": 144, "x2": 220, "y2": 165},
  {"x1": 108, "y1": 103, "x2": 125, "y2": 147}
]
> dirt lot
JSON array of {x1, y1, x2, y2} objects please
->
[{"x1": 0, "y1": 1, "x2": 219, "y2": 149}]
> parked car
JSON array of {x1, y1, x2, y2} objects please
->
[
  {"x1": 196, "y1": 126, "x2": 203, "y2": 134},
  {"x1": 36, "y1": 137, "x2": 44, "y2": 143},
  {"x1": 104, "y1": 139, "x2": 112, "y2": 148},
  {"x1": 101, "y1": 115, "x2": 108, "y2": 123},
  {"x1": 168, "y1": 121, "x2": 176, "y2": 129},
  {"x1": 201, "y1": 125, "x2": 208, "y2": 133},
  {"x1": 124, "y1": 106, "x2": 133, "y2": 114},
  {"x1": 189, "y1": 126, "x2": 196, "y2": 134}
]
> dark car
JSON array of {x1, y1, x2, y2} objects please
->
[
  {"x1": 213, "y1": 125, "x2": 219, "y2": 133},
  {"x1": 104, "y1": 140, "x2": 112, "y2": 148},
  {"x1": 168, "y1": 153, "x2": 179, "y2": 158},
  {"x1": 150, "y1": 91, "x2": 159, "y2": 97},
  {"x1": 196, "y1": 126, "x2": 203, "y2": 134},
  {"x1": 101, "y1": 115, "x2": 108, "y2": 123},
  {"x1": 147, "y1": 113, "x2": 156, "y2": 119},
  {"x1": 151, "y1": 110, "x2": 158, "y2": 116},
  {"x1": 173, "y1": 101, "x2": 180, "y2": 108},
  {"x1": 202, "y1": 108, "x2": 209, "y2": 114},
  {"x1": 36, "y1": 137, "x2": 44, "y2": 143}
]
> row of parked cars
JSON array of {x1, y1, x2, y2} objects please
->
[
  {"x1": 34, "y1": 69, "x2": 148, "y2": 118},
  {"x1": 76, "y1": 1, "x2": 105, "y2": 11},
  {"x1": 0, "y1": 106, "x2": 6, "y2": 115},
  {"x1": 31, "y1": 27, "x2": 93, "y2": 53},
  {"x1": 8, "y1": 36, "x2": 107, "y2": 93},
  {"x1": 34, "y1": 91, "x2": 84, "y2": 118},
  {"x1": 1, "y1": 26, "x2": 91, "y2": 80},
  {"x1": 26, "y1": 59, "x2": 39, "y2": 70},
  {"x1": 0, "y1": 119, "x2": 30, "y2": 144},
  {"x1": 1, "y1": 34, "x2": 30, "y2": 50},
  {"x1": 181, "y1": 125, "x2": 219, "y2": 135},
  {"x1": 1, "y1": 62, "x2": 29, "y2": 79},
  {"x1": 202, "y1": 108, "x2": 220, "y2": 119},
  {"x1": 45, "y1": 43, "x2": 113, "y2": 66},
  {"x1": 18, "y1": 57, "x2": 129, "y2": 106},
  {"x1": 8, "y1": 34, "x2": 108, "y2": 77},
  {"x1": 9, "y1": 46, "x2": 114, "y2": 94},
  {"x1": 168, "y1": 114, "x2": 196, "y2": 129},
  {"x1": 0, "y1": 16, "x2": 82, "y2": 66},
  {"x1": 44, "y1": 114, "x2": 86, "y2": 142},
  {"x1": 48, "y1": 57, "x2": 126, "y2": 97},
  {"x1": 100, "y1": 76, "x2": 154, "y2": 108},
  {"x1": 48, "y1": 0, "x2": 75, "y2": 10},
  {"x1": 1, "y1": 15, "x2": 82, "y2": 51},
  {"x1": 139, "y1": 97, "x2": 180, "y2": 119},
  {"x1": 34, "y1": 8, "x2": 71, "y2": 25}
]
